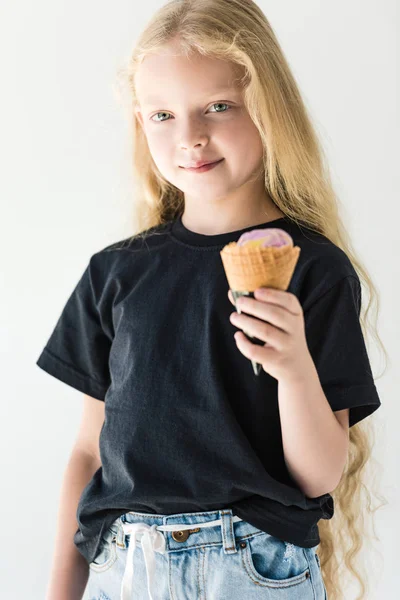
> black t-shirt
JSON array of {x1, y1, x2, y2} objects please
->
[{"x1": 36, "y1": 214, "x2": 381, "y2": 564}]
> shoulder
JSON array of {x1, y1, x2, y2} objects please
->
[
  {"x1": 87, "y1": 221, "x2": 172, "y2": 277},
  {"x1": 283, "y1": 219, "x2": 360, "y2": 310},
  {"x1": 95, "y1": 221, "x2": 172, "y2": 255}
]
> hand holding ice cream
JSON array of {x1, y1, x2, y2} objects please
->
[{"x1": 220, "y1": 226, "x2": 301, "y2": 376}]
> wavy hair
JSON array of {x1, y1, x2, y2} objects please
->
[{"x1": 113, "y1": 1, "x2": 389, "y2": 598}]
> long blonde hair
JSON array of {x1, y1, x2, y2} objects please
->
[{"x1": 113, "y1": 1, "x2": 389, "y2": 598}]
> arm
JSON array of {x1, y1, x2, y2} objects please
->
[
  {"x1": 278, "y1": 363, "x2": 349, "y2": 498},
  {"x1": 45, "y1": 395, "x2": 104, "y2": 600},
  {"x1": 227, "y1": 286, "x2": 353, "y2": 498}
]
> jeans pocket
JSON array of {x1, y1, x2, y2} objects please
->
[
  {"x1": 239, "y1": 532, "x2": 311, "y2": 588},
  {"x1": 89, "y1": 526, "x2": 118, "y2": 573}
]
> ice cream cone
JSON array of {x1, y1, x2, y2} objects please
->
[{"x1": 220, "y1": 238, "x2": 301, "y2": 376}]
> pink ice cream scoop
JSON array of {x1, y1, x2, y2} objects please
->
[{"x1": 237, "y1": 228, "x2": 293, "y2": 248}]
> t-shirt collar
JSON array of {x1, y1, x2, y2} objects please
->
[{"x1": 169, "y1": 214, "x2": 291, "y2": 248}]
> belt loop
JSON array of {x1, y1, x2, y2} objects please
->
[
  {"x1": 116, "y1": 517, "x2": 127, "y2": 549},
  {"x1": 219, "y1": 508, "x2": 237, "y2": 555}
]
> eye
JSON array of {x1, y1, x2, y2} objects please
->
[
  {"x1": 151, "y1": 111, "x2": 171, "y2": 123},
  {"x1": 150, "y1": 102, "x2": 232, "y2": 123},
  {"x1": 209, "y1": 102, "x2": 231, "y2": 114}
]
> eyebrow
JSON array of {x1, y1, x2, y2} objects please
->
[{"x1": 141, "y1": 87, "x2": 239, "y2": 105}]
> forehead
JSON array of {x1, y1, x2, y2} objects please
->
[{"x1": 135, "y1": 51, "x2": 243, "y2": 105}]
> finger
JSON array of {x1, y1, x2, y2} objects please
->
[
  {"x1": 227, "y1": 289, "x2": 252, "y2": 305},
  {"x1": 233, "y1": 296, "x2": 292, "y2": 333},
  {"x1": 230, "y1": 311, "x2": 287, "y2": 349},
  {"x1": 254, "y1": 288, "x2": 301, "y2": 316},
  {"x1": 234, "y1": 331, "x2": 276, "y2": 364}
]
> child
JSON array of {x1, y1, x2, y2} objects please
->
[{"x1": 36, "y1": 2, "x2": 386, "y2": 599}]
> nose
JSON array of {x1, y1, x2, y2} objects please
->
[{"x1": 179, "y1": 120, "x2": 209, "y2": 150}]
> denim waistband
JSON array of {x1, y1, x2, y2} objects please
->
[
  {"x1": 110, "y1": 508, "x2": 251, "y2": 600},
  {"x1": 115, "y1": 508, "x2": 249, "y2": 551}
]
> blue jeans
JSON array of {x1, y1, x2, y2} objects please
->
[{"x1": 87, "y1": 508, "x2": 328, "y2": 599}]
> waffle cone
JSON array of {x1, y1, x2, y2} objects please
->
[{"x1": 220, "y1": 241, "x2": 301, "y2": 293}]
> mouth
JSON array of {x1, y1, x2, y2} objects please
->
[{"x1": 180, "y1": 158, "x2": 224, "y2": 171}]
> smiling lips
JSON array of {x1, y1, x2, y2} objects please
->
[
  {"x1": 182, "y1": 158, "x2": 223, "y2": 169},
  {"x1": 181, "y1": 159, "x2": 224, "y2": 173}
]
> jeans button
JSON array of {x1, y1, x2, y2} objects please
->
[{"x1": 172, "y1": 530, "x2": 190, "y2": 542}]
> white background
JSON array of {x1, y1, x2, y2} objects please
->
[{"x1": 0, "y1": 1, "x2": 398, "y2": 598}]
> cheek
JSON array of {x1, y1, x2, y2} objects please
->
[
  {"x1": 145, "y1": 132, "x2": 168, "y2": 156},
  {"x1": 221, "y1": 112, "x2": 263, "y2": 151},
  {"x1": 235, "y1": 114, "x2": 263, "y2": 148},
  {"x1": 144, "y1": 134, "x2": 174, "y2": 170},
  {"x1": 222, "y1": 122, "x2": 263, "y2": 170}
]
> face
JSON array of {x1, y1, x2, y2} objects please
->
[{"x1": 134, "y1": 46, "x2": 266, "y2": 207}]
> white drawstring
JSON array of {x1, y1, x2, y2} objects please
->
[
  {"x1": 119, "y1": 516, "x2": 243, "y2": 600},
  {"x1": 120, "y1": 522, "x2": 165, "y2": 600}
]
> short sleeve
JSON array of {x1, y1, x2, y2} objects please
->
[
  {"x1": 303, "y1": 276, "x2": 381, "y2": 428},
  {"x1": 36, "y1": 255, "x2": 112, "y2": 401}
]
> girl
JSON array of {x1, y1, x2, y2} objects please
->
[{"x1": 36, "y1": 1, "x2": 387, "y2": 599}]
